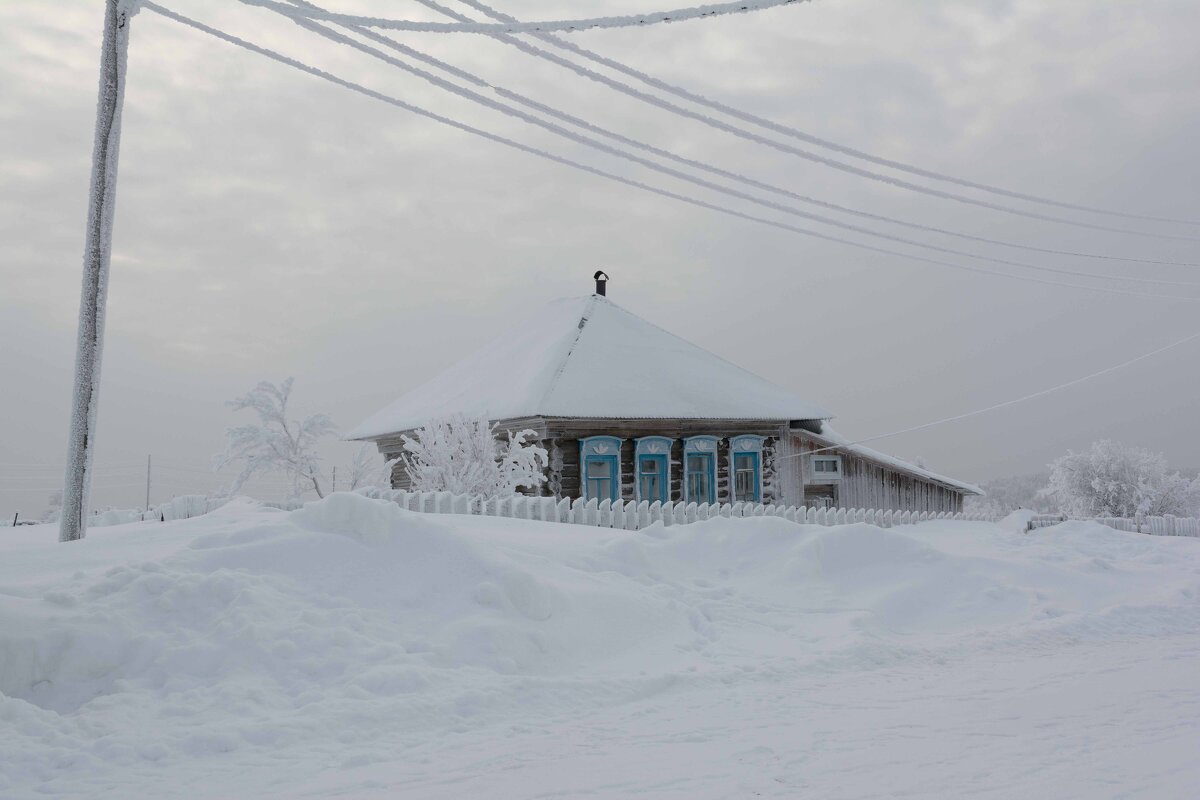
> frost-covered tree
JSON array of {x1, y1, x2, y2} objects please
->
[
  {"x1": 965, "y1": 472, "x2": 1053, "y2": 516},
  {"x1": 401, "y1": 414, "x2": 547, "y2": 496},
  {"x1": 215, "y1": 378, "x2": 337, "y2": 499},
  {"x1": 1042, "y1": 440, "x2": 1200, "y2": 518},
  {"x1": 344, "y1": 443, "x2": 398, "y2": 492},
  {"x1": 42, "y1": 490, "x2": 64, "y2": 524}
]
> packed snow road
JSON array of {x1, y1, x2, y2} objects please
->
[{"x1": 1, "y1": 494, "x2": 1198, "y2": 798}]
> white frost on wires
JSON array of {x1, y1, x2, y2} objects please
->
[
  {"x1": 404, "y1": 0, "x2": 1199, "y2": 239},
  {"x1": 240, "y1": 0, "x2": 805, "y2": 34},
  {"x1": 279, "y1": 0, "x2": 1200, "y2": 270},
  {"x1": 142, "y1": 3, "x2": 1198, "y2": 303},
  {"x1": 450, "y1": 0, "x2": 1200, "y2": 228},
  {"x1": 256, "y1": 1, "x2": 1200, "y2": 291}
]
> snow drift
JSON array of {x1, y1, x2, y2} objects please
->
[{"x1": 1, "y1": 493, "x2": 1198, "y2": 798}]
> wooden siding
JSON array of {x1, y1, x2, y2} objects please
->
[{"x1": 790, "y1": 433, "x2": 965, "y2": 513}]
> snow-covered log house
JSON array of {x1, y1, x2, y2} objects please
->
[{"x1": 350, "y1": 282, "x2": 981, "y2": 513}]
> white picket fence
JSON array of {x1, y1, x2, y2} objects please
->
[
  {"x1": 1028, "y1": 513, "x2": 1200, "y2": 537},
  {"x1": 358, "y1": 488, "x2": 996, "y2": 530}
]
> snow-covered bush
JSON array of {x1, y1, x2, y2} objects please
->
[
  {"x1": 343, "y1": 443, "x2": 398, "y2": 492},
  {"x1": 400, "y1": 414, "x2": 547, "y2": 496},
  {"x1": 1042, "y1": 440, "x2": 1200, "y2": 518},
  {"x1": 215, "y1": 378, "x2": 337, "y2": 499}
]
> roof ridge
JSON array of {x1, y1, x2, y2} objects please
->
[{"x1": 534, "y1": 294, "x2": 598, "y2": 413}]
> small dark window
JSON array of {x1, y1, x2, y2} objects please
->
[
  {"x1": 686, "y1": 453, "x2": 714, "y2": 504},
  {"x1": 733, "y1": 453, "x2": 759, "y2": 502},
  {"x1": 638, "y1": 456, "x2": 666, "y2": 503},
  {"x1": 813, "y1": 456, "x2": 840, "y2": 475},
  {"x1": 586, "y1": 458, "x2": 615, "y2": 501}
]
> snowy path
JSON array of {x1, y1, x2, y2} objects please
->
[
  {"x1": 1, "y1": 495, "x2": 1198, "y2": 798},
  {"x1": 291, "y1": 633, "x2": 1200, "y2": 799}
]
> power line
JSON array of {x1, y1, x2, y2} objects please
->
[
  {"x1": 406, "y1": 0, "x2": 1200, "y2": 241},
  {"x1": 782, "y1": 326, "x2": 1200, "y2": 460},
  {"x1": 269, "y1": 0, "x2": 1200, "y2": 289},
  {"x1": 0, "y1": 461, "x2": 143, "y2": 469},
  {"x1": 142, "y1": 3, "x2": 1198, "y2": 303},
  {"x1": 0, "y1": 482, "x2": 146, "y2": 493},
  {"x1": 452, "y1": 0, "x2": 1200, "y2": 228},
  {"x1": 288, "y1": 5, "x2": 1200, "y2": 267},
  {"x1": 241, "y1": 0, "x2": 806, "y2": 34}
]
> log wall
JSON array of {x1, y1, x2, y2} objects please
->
[{"x1": 375, "y1": 417, "x2": 970, "y2": 513}]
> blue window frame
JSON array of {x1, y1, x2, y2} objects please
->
[
  {"x1": 683, "y1": 436, "x2": 718, "y2": 504},
  {"x1": 580, "y1": 436, "x2": 622, "y2": 502},
  {"x1": 635, "y1": 437, "x2": 672, "y2": 503},
  {"x1": 730, "y1": 436, "x2": 765, "y2": 503}
]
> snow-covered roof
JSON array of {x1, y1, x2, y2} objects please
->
[
  {"x1": 809, "y1": 424, "x2": 984, "y2": 496},
  {"x1": 349, "y1": 295, "x2": 833, "y2": 440}
]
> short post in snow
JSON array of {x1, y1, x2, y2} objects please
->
[{"x1": 60, "y1": 0, "x2": 136, "y2": 543}]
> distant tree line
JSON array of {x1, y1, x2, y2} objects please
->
[{"x1": 967, "y1": 440, "x2": 1200, "y2": 518}]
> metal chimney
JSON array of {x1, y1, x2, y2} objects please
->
[{"x1": 594, "y1": 270, "x2": 609, "y2": 296}]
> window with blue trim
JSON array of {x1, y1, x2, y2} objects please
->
[
  {"x1": 683, "y1": 436, "x2": 718, "y2": 504},
  {"x1": 730, "y1": 436, "x2": 765, "y2": 502},
  {"x1": 635, "y1": 437, "x2": 672, "y2": 503},
  {"x1": 580, "y1": 436, "x2": 622, "y2": 502}
]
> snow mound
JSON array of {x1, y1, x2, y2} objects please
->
[
  {"x1": 1, "y1": 497, "x2": 1198, "y2": 798},
  {"x1": 999, "y1": 507, "x2": 1037, "y2": 534}
]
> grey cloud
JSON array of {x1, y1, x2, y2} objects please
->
[{"x1": 2, "y1": 0, "x2": 1198, "y2": 516}]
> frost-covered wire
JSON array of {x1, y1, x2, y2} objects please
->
[
  {"x1": 141, "y1": 3, "x2": 1198, "y2": 302},
  {"x1": 0, "y1": 483, "x2": 146, "y2": 493},
  {"x1": 0, "y1": 461, "x2": 144, "y2": 469},
  {"x1": 240, "y1": 0, "x2": 804, "y2": 34},
  {"x1": 405, "y1": 0, "x2": 1199, "y2": 241},
  {"x1": 454, "y1": 0, "x2": 1200, "y2": 228},
  {"x1": 255, "y1": 2, "x2": 1200, "y2": 289},
  {"x1": 278, "y1": 4, "x2": 1194, "y2": 269},
  {"x1": 784, "y1": 326, "x2": 1200, "y2": 459}
]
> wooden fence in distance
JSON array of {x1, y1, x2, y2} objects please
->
[{"x1": 1027, "y1": 513, "x2": 1200, "y2": 537}]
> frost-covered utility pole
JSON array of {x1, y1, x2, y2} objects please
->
[{"x1": 60, "y1": 0, "x2": 138, "y2": 542}]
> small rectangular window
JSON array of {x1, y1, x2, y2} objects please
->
[
  {"x1": 586, "y1": 458, "x2": 613, "y2": 501},
  {"x1": 734, "y1": 453, "x2": 759, "y2": 502},
  {"x1": 812, "y1": 456, "x2": 841, "y2": 477},
  {"x1": 638, "y1": 456, "x2": 665, "y2": 503},
  {"x1": 686, "y1": 453, "x2": 713, "y2": 503}
]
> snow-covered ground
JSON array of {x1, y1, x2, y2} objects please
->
[{"x1": 2, "y1": 494, "x2": 1198, "y2": 798}]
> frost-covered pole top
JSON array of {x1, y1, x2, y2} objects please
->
[{"x1": 117, "y1": 0, "x2": 144, "y2": 17}]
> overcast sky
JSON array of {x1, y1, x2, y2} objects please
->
[{"x1": 2, "y1": 0, "x2": 1198, "y2": 517}]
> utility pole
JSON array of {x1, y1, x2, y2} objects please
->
[
  {"x1": 145, "y1": 454, "x2": 152, "y2": 510},
  {"x1": 60, "y1": 0, "x2": 137, "y2": 542}
]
